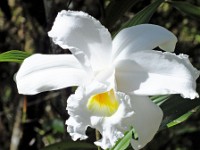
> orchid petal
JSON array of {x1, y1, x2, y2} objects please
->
[
  {"x1": 48, "y1": 10, "x2": 112, "y2": 71},
  {"x1": 16, "y1": 54, "x2": 89, "y2": 95},
  {"x1": 112, "y1": 24, "x2": 177, "y2": 60},
  {"x1": 115, "y1": 50, "x2": 200, "y2": 99},
  {"x1": 130, "y1": 95, "x2": 163, "y2": 150}
]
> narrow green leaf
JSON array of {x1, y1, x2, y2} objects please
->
[
  {"x1": 151, "y1": 95, "x2": 171, "y2": 105},
  {"x1": 41, "y1": 141, "x2": 95, "y2": 150},
  {"x1": 110, "y1": 128, "x2": 134, "y2": 150},
  {"x1": 105, "y1": 0, "x2": 139, "y2": 29},
  {"x1": 121, "y1": 0, "x2": 164, "y2": 29},
  {"x1": 0, "y1": 50, "x2": 31, "y2": 63},
  {"x1": 159, "y1": 84, "x2": 200, "y2": 130},
  {"x1": 167, "y1": 108, "x2": 198, "y2": 128},
  {"x1": 169, "y1": 1, "x2": 200, "y2": 19}
]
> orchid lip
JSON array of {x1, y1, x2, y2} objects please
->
[{"x1": 87, "y1": 89, "x2": 119, "y2": 117}]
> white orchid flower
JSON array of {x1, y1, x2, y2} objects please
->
[{"x1": 15, "y1": 10, "x2": 199, "y2": 150}]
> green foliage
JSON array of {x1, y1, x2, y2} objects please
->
[
  {"x1": 120, "y1": 0, "x2": 164, "y2": 29},
  {"x1": 41, "y1": 141, "x2": 95, "y2": 150},
  {"x1": 169, "y1": 1, "x2": 200, "y2": 19},
  {"x1": 0, "y1": 50, "x2": 31, "y2": 63},
  {"x1": 151, "y1": 95, "x2": 171, "y2": 105},
  {"x1": 160, "y1": 84, "x2": 200, "y2": 130},
  {"x1": 52, "y1": 119, "x2": 65, "y2": 133},
  {"x1": 105, "y1": 0, "x2": 139, "y2": 29},
  {"x1": 38, "y1": 119, "x2": 65, "y2": 136},
  {"x1": 167, "y1": 109, "x2": 197, "y2": 128},
  {"x1": 110, "y1": 128, "x2": 135, "y2": 150}
]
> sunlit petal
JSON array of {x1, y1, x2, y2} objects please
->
[
  {"x1": 48, "y1": 10, "x2": 112, "y2": 71},
  {"x1": 129, "y1": 95, "x2": 163, "y2": 150},
  {"x1": 115, "y1": 50, "x2": 200, "y2": 99},
  {"x1": 112, "y1": 24, "x2": 177, "y2": 60},
  {"x1": 16, "y1": 54, "x2": 89, "y2": 95}
]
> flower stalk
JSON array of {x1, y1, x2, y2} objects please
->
[{"x1": 96, "y1": 129, "x2": 101, "y2": 150}]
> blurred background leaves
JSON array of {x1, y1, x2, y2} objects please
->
[{"x1": 0, "y1": 0, "x2": 200, "y2": 150}]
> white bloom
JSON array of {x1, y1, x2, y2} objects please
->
[{"x1": 15, "y1": 10, "x2": 200, "y2": 149}]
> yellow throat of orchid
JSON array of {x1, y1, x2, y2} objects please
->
[{"x1": 87, "y1": 89, "x2": 119, "y2": 117}]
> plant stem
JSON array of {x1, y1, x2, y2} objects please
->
[{"x1": 95, "y1": 129, "x2": 101, "y2": 150}]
